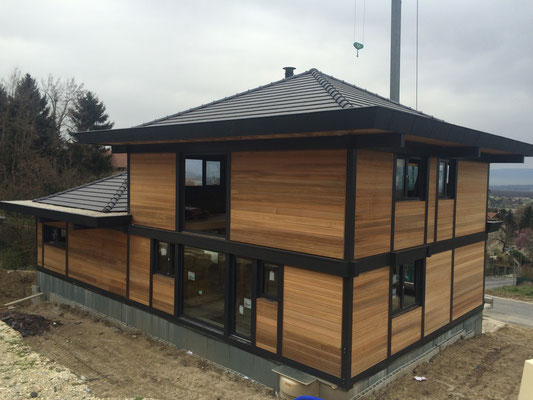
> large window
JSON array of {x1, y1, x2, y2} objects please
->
[
  {"x1": 391, "y1": 260, "x2": 423, "y2": 314},
  {"x1": 438, "y1": 160, "x2": 456, "y2": 198},
  {"x1": 153, "y1": 241, "x2": 176, "y2": 276},
  {"x1": 184, "y1": 156, "x2": 227, "y2": 235},
  {"x1": 395, "y1": 157, "x2": 426, "y2": 200},
  {"x1": 234, "y1": 257, "x2": 253, "y2": 338},
  {"x1": 183, "y1": 246, "x2": 226, "y2": 328},
  {"x1": 43, "y1": 225, "x2": 66, "y2": 248}
]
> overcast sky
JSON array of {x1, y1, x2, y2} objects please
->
[{"x1": 1, "y1": 0, "x2": 532, "y2": 168}]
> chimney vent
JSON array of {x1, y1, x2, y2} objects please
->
[{"x1": 283, "y1": 67, "x2": 295, "y2": 78}]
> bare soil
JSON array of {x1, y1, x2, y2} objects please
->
[
  {"x1": 0, "y1": 268, "x2": 35, "y2": 306},
  {"x1": 366, "y1": 324, "x2": 533, "y2": 400}
]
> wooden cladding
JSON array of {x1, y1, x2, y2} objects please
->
[
  {"x1": 129, "y1": 234, "x2": 151, "y2": 305},
  {"x1": 352, "y1": 267, "x2": 389, "y2": 377},
  {"x1": 424, "y1": 251, "x2": 452, "y2": 335},
  {"x1": 256, "y1": 297, "x2": 278, "y2": 353},
  {"x1": 37, "y1": 223, "x2": 43, "y2": 267},
  {"x1": 152, "y1": 274, "x2": 174, "y2": 314},
  {"x1": 455, "y1": 161, "x2": 488, "y2": 237},
  {"x1": 354, "y1": 150, "x2": 393, "y2": 259},
  {"x1": 453, "y1": 242, "x2": 485, "y2": 320},
  {"x1": 68, "y1": 227, "x2": 127, "y2": 297},
  {"x1": 43, "y1": 244, "x2": 66, "y2": 275},
  {"x1": 130, "y1": 153, "x2": 176, "y2": 230},
  {"x1": 426, "y1": 157, "x2": 437, "y2": 244},
  {"x1": 282, "y1": 266, "x2": 343, "y2": 377},
  {"x1": 437, "y1": 199, "x2": 454, "y2": 241},
  {"x1": 394, "y1": 201, "x2": 426, "y2": 251},
  {"x1": 391, "y1": 307, "x2": 422, "y2": 355},
  {"x1": 230, "y1": 150, "x2": 346, "y2": 259}
]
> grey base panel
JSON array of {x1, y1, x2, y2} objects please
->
[{"x1": 36, "y1": 271, "x2": 281, "y2": 390}]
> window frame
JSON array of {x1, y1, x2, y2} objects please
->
[
  {"x1": 42, "y1": 225, "x2": 67, "y2": 249},
  {"x1": 395, "y1": 155, "x2": 427, "y2": 201},
  {"x1": 152, "y1": 240, "x2": 176, "y2": 277},
  {"x1": 391, "y1": 259, "x2": 424, "y2": 316},
  {"x1": 258, "y1": 261, "x2": 281, "y2": 301},
  {"x1": 437, "y1": 159, "x2": 456, "y2": 199},
  {"x1": 185, "y1": 155, "x2": 225, "y2": 187}
]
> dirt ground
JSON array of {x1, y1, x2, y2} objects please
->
[{"x1": 0, "y1": 268, "x2": 35, "y2": 305}]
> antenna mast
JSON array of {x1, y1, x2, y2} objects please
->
[{"x1": 390, "y1": 0, "x2": 401, "y2": 102}]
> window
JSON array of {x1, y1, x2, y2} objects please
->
[
  {"x1": 234, "y1": 257, "x2": 253, "y2": 338},
  {"x1": 153, "y1": 241, "x2": 176, "y2": 276},
  {"x1": 184, "y1": 156, "x2": 227, "y2": 235},
  {"x1": 43, "y1": 225, "x2": 66, "y2": 248},
  {"x1": 438, "y1": 160, "x2": 456, "y2": 198},
  {"x1": 260, "y1": 262, "x2": 279, "y2": 299},
  {"x1": 395, "y1": 157, "x2": 426, "y2": 200},
  {"x1": 183, "y1": 246, "x2": 226, "y2": 328},
  {"x1": 391, "y1": 260, "x2": 423, "y2": 314}
]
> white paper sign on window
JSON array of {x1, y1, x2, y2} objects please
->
[
  {"x1": 244, "y1": 298, "x2": 252, "y2": 309},
  {"x1": 269, "y1": 271, "x2": 275, "y2": 281},
  {"x1": 188, "y1": 271, "x2": 195, "y2": 281}
]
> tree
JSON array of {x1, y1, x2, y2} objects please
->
[
  {"x1": 496, "y1": 209, "x2": 517, "y2": 252},
  {"x1": 70, "y1": 91, "x2": 113, "y2": 132},
  {"x1": 519, "y1": 205, "x2": 533, "y2": 231}
]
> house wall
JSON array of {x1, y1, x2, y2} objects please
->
[
  {"x1": 68, "y1": 226, "x2": 127, "y2": 297},
  {"x1": 256, "y1": 298, "x2": 278, "y2": 353},
  {"x1": 393, "y1": 201, "x2": 426, "y2": 250},
  {"x1": 351, "y1": 267, "x2": 389, "y2": 377},
  {"x1": 390, "y1": 307, "x2": 422, "y2": 355},
  {"x1": 129, "y1": 234, "x2": 151, "y2": 306},
  {"x1": 230, "y1": 149, "x2": 346, "y2": 259},
  {"x1": 455, "y1": 161, "x2": 489, "y2": 237},
  {"x1": 152, "y1": 274, "x2": 174, "y2": 314},
  {"x1": 452, "y1": 242, "x2": 485, "y2": 320},
  {"x1": 282, "y1": 266, "x2": 343, "y2": 378},
  {"x1": 424, "y1": 250, "x2": 452, "y2": 335},
  {"x1": 437, "y1": 199, "x2": 454, "y2": 241},
  {"x1": 354, "y1": 150, "x2": 393, "y2": 258},
  {"x1": 130, "y1": 152, "x2": 176, "y2": 230},
  {"x1": 43, "y1": 244, "x2": 66, "y2": 275}
]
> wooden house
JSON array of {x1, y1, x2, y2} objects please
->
[{"x1": 2, "y1": 68, "x2": 532, "y2": 397}]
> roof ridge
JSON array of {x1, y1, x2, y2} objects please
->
[
  {"x1": 34, "y1": 172, "x2": 128, "y2": 203},
  {"x1": 309, "y1": 68, "x2": 353, "y2": 109},
  {"x1": 102, "y1": 174, "x2": 128, "y2": 213},
  {"x1": 137, "y1": 69, "x2": 317, "y2": 127}
]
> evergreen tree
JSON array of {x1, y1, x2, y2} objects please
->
[
  {"x1": 519, "y1": 205, "x2": 533, "y2": 231},
  {"x1": 70, "y1": 91, "x2": 114, "y2": 132}
]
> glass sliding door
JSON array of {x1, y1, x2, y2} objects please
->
[{"x1": 234, "y1": 257, "x2": 253, "y2": 338}]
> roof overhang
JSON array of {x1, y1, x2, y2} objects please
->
[
  {"x1": 74, "y1": 106, "x2": 533, "y2": 157},
  {"x1": 0, "y1": 200, "x2": 131, "y2": 228}
]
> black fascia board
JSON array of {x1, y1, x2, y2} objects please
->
[{"x1": 0, "y1": 201, "x2": 131, "y2": 228}]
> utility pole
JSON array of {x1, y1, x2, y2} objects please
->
[{"x1": 390, "y1": 0, "x2": 401, "y2": 102}]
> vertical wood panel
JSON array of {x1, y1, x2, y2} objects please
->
[
  {"x1": 426, "y1": 157, "x2": 437, "y2": 243},
  {"x1": 152, "y1": 274, "x2": 174, "y2": 314},
  {"x1": 453, "y1": 242, "x2": 485, "y2": 320},
  {"x1": 130, "y1": 153, "x2": 176, "y2": 230},
  {"x1": 354, "y1": 150, "x2": 393, "y2": 259},
  {"x1": 437, "y1": 199, "x2": 454, "y2": 241},
  {"x1": 43, "y1": 244, "x2": 66, "y2": 275},
  {"x1": 129, "y1": 234, "x2": 151, "y2": 305},
  {"x1": 256, "y1": 297, "x2": 278, "y2": 353},
  {"x1": 282, "y1": 266, "x2": 343, "y2": 377},
  {"x1": 391, "y1": 307, "x2": 422, "y2": 354},
  {"x1": 455, "y1": 161, "x2": 488, "y2": 237},
  {"x1": 425, "y1": 251, "x2": 452, "y2": 335},
  {"x1": 37, "y1": 223, "x2": 43, "y2": 267},
  {"x1": 351, "y1": 267, "x2": 389, "y2": 377},
  {"x1": 394, "y1": 201, "x2": 426, "y2": 250},
  {"x1": 230, "y1": 150, "x2": 346, "y2": 259},
  {"x1": 68, "y1": 227, "x2": 127, "y2": 296}
]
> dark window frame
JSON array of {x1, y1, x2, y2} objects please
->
[
  {"x1": 185, "y1": 155, "x2": 225, "y2": 187},
  {"x1": 391, "y1": 259, "x2": 424, "y2": 316},
  {"x1": 42, "y1": 225, "x2": 67, "y2": 249},
  {"x1": 152, "y1": 240, "x2": 176, "y2": 277},
  {"x1": 437, "y1": 159, "x2": 456, "y2": 199},
  {"x1": 231, "y1": 256, "x2": 255, "y2": 340},
  {"x1": 395, "y1": 155, "x2": 427, "y2": 201},
  {"x1": 258, "y1": 261, "x2": 281, "y2": 301}
]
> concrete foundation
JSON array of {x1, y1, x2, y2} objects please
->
[{"x1": 36, "y1": 271, "x2": 483, "y2": 399}]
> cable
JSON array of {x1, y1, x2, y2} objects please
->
[
  {"x1": 362, "y1": 0, "x2": 366, "y2": 44},
  {"x1": 353, "y1": 0, "x2": 357, "y2": 42}
]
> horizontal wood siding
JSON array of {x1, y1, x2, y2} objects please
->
[
  {"x1": 43, "y1": 244, "x2": 66, "y2": 275},
  {"x1": 282, "y1": 266, "x2": 343, "y2": 377},
  {"x1": 424, "y1": 251, "x2": 452, "y2": 335},
  {"x1": 68, "y1": 227, "x2": 127, "y2": 296},
  {"x1": 391, "y1": 307, "x2": 422, "y2": 355},
  {"x1": 130, "y1": 152, "x2": 176, "y2": 230},
  {"x1": 453, "y1": 242, "x2": 485, "y2": 320},
  {"x1": 426, "y1": 157, "x2": 437, "y2": 243},
  {"x1": 231, "y1": 150, "x2": 346, "y2": 259},
  {"x1": 437, "y1": 199, "x2": 455, "y2": 241},
  {"x1": 129, "y1": 234, "x2": 151, "y2": 305},
  {"x1": 352, "y1": 267, "x2": 389, "y2": 377},
  {"x1": 354, "y1": 150, "x2": 393, "y2": 259},
  {"x1": 455, "y1": 161, "x2": 488, "y2": 237},
  {"x1": 37, "y1": 223, "x2": 42, "y2": 267},
  {"x1": 152, "y1": 274, "x2": 174, "y2": 315},
  {"x1": 256, "y1": 297, "x2": 278, "y2": 353},
  {"x1": 394, "y1": 201, "x2": 426, "y2": 250}
]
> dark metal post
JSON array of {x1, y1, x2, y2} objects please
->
[{"x1": 390, "y1": 0, "x2": 402, "y2": 102}]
